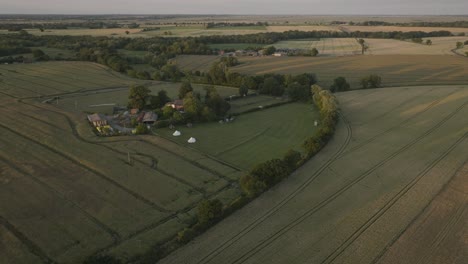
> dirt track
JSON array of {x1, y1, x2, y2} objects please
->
[{"x1": 160, "y1": 85, "x2": 468, "y2": 264}]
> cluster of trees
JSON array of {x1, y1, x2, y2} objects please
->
[
  {"x1": 195, "y1": 58, "x2": 316, "y2": 99},
  {"x1": 361, "y1": 74, "x2": 382, "y2": 89},
  {"x1": 352, "y1": 20, "x2": 468, "y2": 28},
  {"x1": 302, "y1": 85, "x2": 339, "y2": 159},
  {"x1": 205, "y1": 22, "x2": 268, "y2": 29},
  {"x1": 0, "y1": 21, "x2": 122, "y2": 31},
  {"x1": 240, "y1": 152, "x2": 301, "y2": 197},
  {"x1": 159, "y1": 83, "x2": 231, "y2": 125},
  {"x1": 330, "y1": 77, "x2": 351, "y2": 93},
  {"x1": 199, "y1": 30, "x2": 453, "y2": 45}
]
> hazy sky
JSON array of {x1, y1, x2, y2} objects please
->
[{"x1": 1, "y1": 0, "x2": 467, "y2": 15}]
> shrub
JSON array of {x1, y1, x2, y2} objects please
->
[
  {"x1": 135, "y1": 123, "x2": 149, "y2": 134},
  {"x1": 361, "y1": 74, "x2": 382, "y2": 89},
  {"x1": 283, "y1": 149, "x2": 302, "y2": 172},
  {"x1": 330, "y1": 77, "x2": 350, "y2": 93},
  {"x1": 177, "y1": 228, "x2": 196, "y2": 244},
  {"x1": 197, "y1": 199, "x2": 223, "y2": 224}
]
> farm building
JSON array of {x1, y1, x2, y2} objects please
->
[
  {"x1": 130, "y1": 108, "x2": 140, "y2": 115},
  {"x1": 166, "y1": 100, "x2": 184, "y2": 111},
  {"x1": 87, "y1": 113, "x2": 107, "y2": 127},
  {"x1": 273, "y1": 52, "x2": 288, "y2": 57},
  {"x1": 142, "y1": 111, "x2": 158, "y2": 125}
]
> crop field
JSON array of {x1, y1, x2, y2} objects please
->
[
  {"x1": 209, "y1": 43, "x2": 266, "y2": 50},
  {"x1": 0, "y1": 61, "x2": 321, "y2": 263},
  {"x1": 363, "y1": 36, "x2": 468, "y2": 55},
  {"x1": 230, "y1": 55, "x2": 468, "y2": 88},
  {"x1": 272, "y1": 38, "x2": 362, "y2": 56},
  {"x1": 0, "y1": 61, "x2": 137, "y2": 98},
  {"x1": 160, "y1": 85, "x2": 468, "y2": 264},
  {"x1": 157, "y1": 103, "x2": 320, "y2": 170}
]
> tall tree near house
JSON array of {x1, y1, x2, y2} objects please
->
[
  {"x1": 178, "y1": 82, "x2": 193, "y2": 99},
  {"x1": 128, "y1": 85, "x2": 151, "y2": 109}
]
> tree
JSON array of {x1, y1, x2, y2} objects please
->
[
  {"x1": 197, "y1": 199, "x2": 223, "y2": 223},
  {"x1": 178, "y1": 82, "x2": 193, "y2": 99},
  {"x1": 261, "y1": 77, "x2": 283, "y2": 96},
  {"x1": 358, "y1": 39, "x2": 369, "y2": 54},
  {"x1": 32, "y1": 49, "x2": 48, "y2": 61},
  {"x1": 283, "y1": 149, "x2": 302, "y2": 172},
  {"x1": 239, "y1": 84, "x2": 249, "y2": 96},
  {"x1": 456, "y1": 41, "x2": 464, "y2": 49},
  {"x1": 263, "y1": 46, "x2": 276, "y2": 55},
  {"x1": 286, "y1": 82, "x2": 309, "y2": 101},
  {"x1": 128, "y1": 85, "x2": 151, "y2": 109},
  {"x1": 330, "y1": 77, "x2": 351, "y2": 93},
  {"x1": 361, "y1": 74, "x2": 382, "y2": 89},
  {"x1": 205, "y1": 87, "x2": 230, "y2": 116},
  {"x1": 183, "y1": 92, "x2": 203, "y2": 121},
  {"x1": 426, "y1": 39, "x2": 432, "y2": 45},
  {"x1": 125, "y1": 30, "x2": 130, "y2": 35},
  {"x1": 135, "y1": 123, "x2": 149, "y2": 134},
  {"x1": 308, "y1": 48, "x2": 319, "y2": 56}
]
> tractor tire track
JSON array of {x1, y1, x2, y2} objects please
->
[
  {"x1": 338, "y1": 87, "x2": 461, "y2": 158},
  {"x1": 321, "y1": 131, "x2": 468, "y2": 264},
  {"x1": 226, "y1": 99, "x2": 467, "y2": 264},
  {"x1": 0, "y1": 154, "x2": 121, "y2": 245},
  {"x1": 0, "y1": 214, "x2": 56, "y2": 264},
  {"x1": 0, "y1": 123, "x2": 170, "y2": 213},
  {"x1": 192, "y1": 113, "x2": 352, "y2": 264}
]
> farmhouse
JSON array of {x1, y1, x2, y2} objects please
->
[
  {"x1": 166, "y1": 99, "x2": 184, "y2": 111},
  {"x1": 87, "y1": 113, "x2": 107, "y2": 127},
  {"x1": 142, "y1": 111, "x2": 158, "y2": 125},
  {"x1": 273, "y1": 51, "x2": 288, "y2": 57}
]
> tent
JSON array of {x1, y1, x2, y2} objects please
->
[
  {"x1": 188, "y1": 137, "x2": 197, "y2": 144},
  {"x1": 173, "y1": 130, "x2": 181, "y2": 136}
]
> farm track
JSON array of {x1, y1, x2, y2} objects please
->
[
  {"x1": 0, "y1": 214, "x2": 56, "y2": 264},
  {"x1": 192, "y1": 113, "x2": 353, "y2": 264},
  {"x1": 338, "y1": 87, "x2": 461, "y2": 157},
  {"x1": 321, "y1": 132, "x2": 468, "y2": 264},
  {"x1": 227, "y1": 97, "x2": 468, "y2": 264}
]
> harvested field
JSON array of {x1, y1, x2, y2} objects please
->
[
  {"x1": 364, "y1": 36, "x2": 468, "y2": 55},
  {"x1": 231, "y1": 55, "x2": 468, "y2": 88},
  {"x1": 160, "y1": 85, "x2": 468, "y2": 264}
]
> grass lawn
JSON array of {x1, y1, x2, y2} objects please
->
[{"x1": 157, "y1": 103, "x2": 320, "y2": 170}]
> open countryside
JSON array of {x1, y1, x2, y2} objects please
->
[{"x1": 1, "y1": 9, "x2": 468, "y2": 264}]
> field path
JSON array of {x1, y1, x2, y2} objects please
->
[{"x1": 160, "y1": 85, "x2": 468, "y2": 264}]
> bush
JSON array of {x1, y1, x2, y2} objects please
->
[
  {"x1": 361, "y1": 74, "x2": 382, "y2": 89},
  {"x1": 283, "y1": 149, "x2": 302, "y2": 172},
  {"x1": 135, "y1": 123, "x2": 149, "y2": 134},
  {"x1": 177, "y1": 228, "x2": 196, "y2": 244},
  {"x1": 197, "y1": 199, "x2": 223, "y2": 224},
  {"x1": 330, "y1": 77, "x2": 350, "y2": 93}
]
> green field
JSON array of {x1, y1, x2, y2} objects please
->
[
  {"x1": 157, "y1": 103, "x2": 320, "y2": 170},
  {"x1": 0, "y1": 61, "x2": 320, "y2": 263}
]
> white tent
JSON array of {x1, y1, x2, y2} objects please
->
[
  {"x1": 173, "y1": 130, "x2": 181, "y2": 136},
  {"x1": 188, "y1": 137, "x2": 197, "y2": 144}
]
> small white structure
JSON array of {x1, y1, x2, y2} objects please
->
[
  {"x1": 188, "y1": 137, "x2": 197, "y2": 144},
  {"x1": 173, "y1": 130, "x2": 181, "y2": 137},
  {"x1": 314, "y1": 120, "x2": 319, "y2": 127}
]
